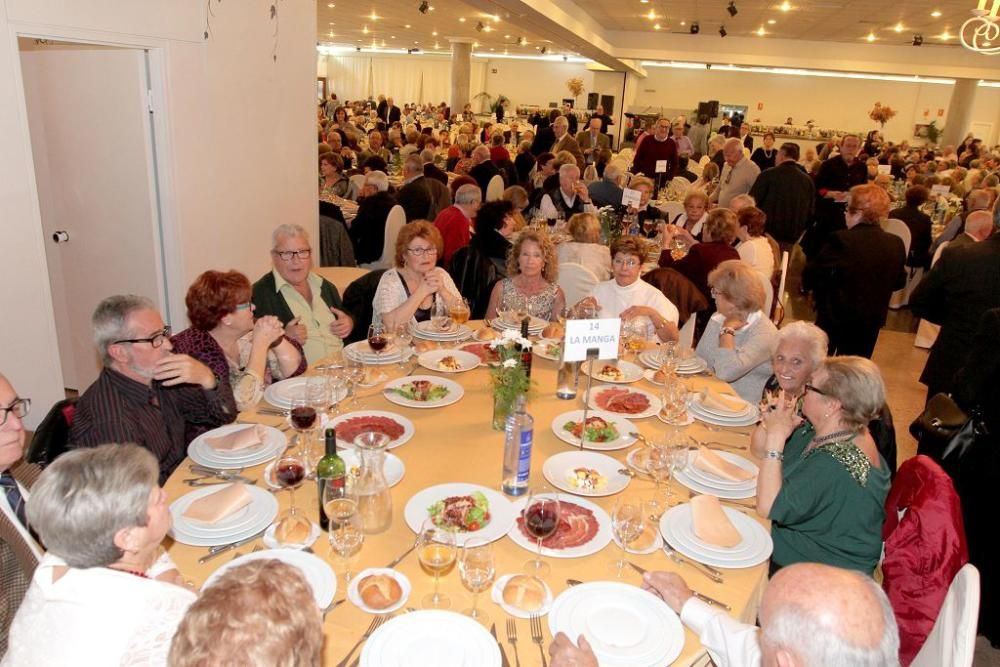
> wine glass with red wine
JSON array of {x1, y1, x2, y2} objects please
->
[
  {"x1": 522, "y1": 486, "x2": 561, "y2": 579},
  {"x1": 287, "y1": 384, "x2": 319, "y2": 451},
  {"x1": 367, "y1": 320, "x2": 390, "y2": 382},
  {"x1": 272, "y1": 451, "x2": 312, "y2": 547}
]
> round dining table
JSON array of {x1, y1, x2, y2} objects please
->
[{"x1": 164, "y1": 322, "x2": 769, "y2": 667}]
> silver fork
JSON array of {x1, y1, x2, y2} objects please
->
[
  {"x1": 335, "y1": 615, "x2": 386, "y2": 667},
  {"x1": 530, "y1": 614, "x2": 547, "y2": 667},
  {"x1": 506, "y1": 617, "x2": 521, "y2": 667}
]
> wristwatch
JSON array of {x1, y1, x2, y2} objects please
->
[
  {"x1": 764, "y1": 449, "x2": 784, "y2": 461},
  {"x1": 720, "y1": 327, "x2": 737, "y2": 337}
]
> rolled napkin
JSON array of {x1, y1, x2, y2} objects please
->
[
  {"x1": 693, "y1": 446, "x2": 756, "y2": 482},
  {"x1": 690, "y1": 494, "x2": 742, "y2": 548},
  {"x1": 700, "y1": 391, "x2": 748, "y2": 415},
  {"x1": 205, "y1": 425, "x2": 265, "y2": 452},
  {"x1": 182, "y1": 483, "x2": 253, "y2": 525}
]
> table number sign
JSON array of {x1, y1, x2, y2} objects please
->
[
  {"x1": 621, "y1": 188, "x2": 642, "y2": 208},
  {"x1": 654, "y1": 160, "x2": 668, "y2": 174},
  {"x1": 564, "y1": 318, "x2": 621, "y2": 362}
]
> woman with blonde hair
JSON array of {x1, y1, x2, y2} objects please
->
[
  {"x1": 691, "y1": 162, "x2": 719, "y2": 198},
  {"x1": 557, "y1": 212, "x2": 613, "y2": 280},
  {"x1": 485, "y1": 229, "x2": 565, "y2": 321}
]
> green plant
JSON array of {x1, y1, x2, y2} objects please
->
[
  {"x1": 488, "y1": 331, "x2": 533, "y2": 429},
  {"x1": 925, "y1": 120, "x2": 943, "y2": 144},
  {"x1": 474, "y1": 91, "x2": 509, "y2": 114}
]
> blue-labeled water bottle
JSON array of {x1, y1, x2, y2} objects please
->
[{"x1": 502, "y1": 395, "x2": 533, "y2": 496}]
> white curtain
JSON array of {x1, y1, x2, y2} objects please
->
[
  {"x1": 470, "y1": 61, "x2": 487, "y2": 107},
  {"x1": 370, "y1": 57, "x2": 424, "y2": 105},
  {"x1": 326, "y1": 55, "x2": 371, "y2": 101},
  {"x1": 321, "y1": 54, "x2": 488, "y2": 107},
  {"x1": 420, "y1": 59, "x2": 451, "y2": 105}
]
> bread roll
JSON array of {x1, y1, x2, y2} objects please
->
[
  {"x1": 275, "y1": 517, "x2": 312, "y2": 544},
  {"x1": 476, "y1": 327, "x2": 498, "y2": 341},
  {"x1": 542, "y1": 323, "x2": 564, "y2": 339},
  {"x1": 502, "y1": 575, "x2": 546, "y2": 612},
  {"x1": 358, "y1": 574, "x2": 403, "y2": 609}
]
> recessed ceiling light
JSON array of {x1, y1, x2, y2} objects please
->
[
  {"x1": 491, "y1": 14, "x2": 500, "y2": 22},
  {"x1": 894, "y1": 22, "x2": 904, "y2": 32},
  {"x1": 362, "y1": 25, "x2": 369, "y2": 34},
  {"x1": 680, "y1": 20, "x2": 686, "y2": 25},
  {"x1": 328, "y1": 21, "x2": 335, "y2": 25},
  {"x1": 779, "y1": 1, "x2": 792, "y2": 12},
  {"x1": 866, "y1": 31, "x2": 876, "y2": 42},
  {"x1": 369, "y1": 11, "x2": 378, "y2": 20},
  {"x1": 434, "y1": 42, "x2": 440, "y2": 48},
  {"x1": 931, "y1": 10, "x2": 942, "y2": 17},
  {"x1": 405, "y1": 24, "x2": 411, "y2": 28},
  {"x1": 327, "y1": 2, "x2": 334, "y2": 6},
  {"x1": 428, "y1": 5, "x2": 434, "y2": 10},
  {"x1": 473, "y1": 41, "x2": 479, "y2": 47},
  {"x1": 940, "y1": 29, "x2": 952, "y2": 39},
  {"x1": 653, "y1": 23, "x2": 661, "y2": 29},
  {"x1": 329, "y1": 31, "x2": 335, "y2": 37},
  {"x1": 504, "y1": 34, "x2": 510, "y2": 38},
  {"x1": 432, "y1": 30, "x2": 438, "y2": 36},
  {"x1": 757, "y1": 26, "x2": 766, "y2": 35},
  {"x1": 768, "y1": 19, "x2": 776, "y2": 24},
  {"x1": 640, "y1": 0, "x2": 649, "y2": 3},
  {"x1": 459, "y1": 17, "x2": 466, "y2": 22},
  {"x1": 647, "y1": 9, "x2": 657, "y2": 19},
  {"x1": 391, "y1": 35, "x2": 396, "y2": 39}
]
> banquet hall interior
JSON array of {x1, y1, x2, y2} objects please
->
[{"x1": 1, "y1": 0, "x2": 999, "y2": 664}]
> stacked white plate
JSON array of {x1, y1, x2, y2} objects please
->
[
  {"x1": 674, "y1": 449, "x2": 759, "y2": 500},
  {"x1": 187, "y1": 424, "x2": 287, "y2": 469},
  {"x1": 659, "y1": 503, "x2": 773, "y2": 568},
  {"x1": 169, "y1": 484, "x2": 279, "y2": 547},
  {"x1": 361, "y1": 610, "x2": 500, "y2": 666},
  {"x1": 411, "y1": 320, "x2": 474, "y2": 342},
  {"x1": 344, "y1": 340, "x2": 414, "y2": 365},
  {"x1": 263, "y1": 376, "x2": 345, "y2": 410},
  {"x1": 547, "y1": 582, "x2": 684, "y2": 667},
  {"x1": 637, "y1": 349, "x2": 708, "y2": 376},
  {"x1": 581, "y1": 360, "x2": 644, "y2": 384},
  {"x1": 204, "y1": 549, "x2": 336, "y2": 607},
  {"x1": 491, "y1": 315, "x2": 547, "y2": 336},
  {"x1": 689, "y1": 392, "x2": 760, "y2": 427}
]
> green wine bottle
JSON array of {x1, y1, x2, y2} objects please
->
[{"x1": 317, "y1": 428, "x2": 346, "y2": 531}]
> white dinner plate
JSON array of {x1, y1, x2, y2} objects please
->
[
  {"x1": 637, "y1": 349, "x2": 705, "y2": 371},
  {"x1": 263, "y1": 376, "x2": 324, "y2": 409},
  {"x1": 490, "y1": 574, "x2": 554, "y2": 619},
  {"x1": 586, "y1": 385, "x2": 662, "y2": 420},
  {"x1": 344, "y1": 340, "x2": 413, "y2": 364},
  {"x1": 361, "y1": 610, "x2": 500, "y2": 667},
  {"x1": 532, "y1": 338, "x2": 563, "y2": 362},
  {"x1": 403, "y1": 483, "x2": 516, "y2": 547},
  {"x1": 676, "y1": 358, "x2": 709, "y2": 376},
  {"x1": 506, "y1": 495, "x2": 613, "y2": 559},
  {"x1": 339, "y1": 448, "x2": 406, "y2": 487},
  {"x1": 188, "y1": 423, "x2": 287, "y2": 469},
  {"x1": 412, "y1": 320, "x2": 474, "y2": 341},
  {"x1": 382, "y1": 375, "x2": 465, "y2": 409},
  {"x1": 689, "y1": 396, "x2": 760, "y2": 427},
  {"x1": 551, "y1": 410, "x2": 637, "y2": 451},
  {"x1": 416, "y1": 349, "x2": 481, "y2": 373},
  {"x1": 491, "y1": 315, "x2": 547, "y2": 334},
  {"x1": 582, "y1": 360, "x2": 644, "y2": 384},
  {"x1": 684, "y1": 449, "x2": 759, "y2": 490},
  {"x1": 548, "y1": 582, "x2": 684, "y2": 667},
  {"x1": 348, "y1": 568, "x2": 412, "y2": 614},
  {"x1": 169, "y1": 484, "x2": 278, "y2": 546},
  {"x1": 542, "y1": 451, "x2": 632, "y2": 497},
  {"x1": 659, "y1": 503, "x2": 773, "y2": 568},
  {"x1": 203, "y1": 549, "x2": 336, "y2": 607},
  {"x1": 692, "y1": 392, "x2": 752, "y2": 418},
  {"x1": 324, "y1": 410, "x2": 415, "y2": 450}
]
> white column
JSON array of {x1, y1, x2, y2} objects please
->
[
  {"x1": 449, "y1": 40, "x2": 471, "y2": 116},
  {"x1": 941, "y1": 78, "x2": 978, "y2": 148}
]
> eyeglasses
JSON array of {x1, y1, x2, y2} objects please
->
[
  {"x1": 273, "y1": 249, "x2": 312, "y2": 261},
  {"x1": 710, "y1": 287, "x2": 725, "y2": 299},
  {"x1": 407, "y1": 246, "x2": 438, "y2": 256},
  {"x1": 113, "y1": 326, "x2": 172, "y2": 348},
  {"x1": 804, "y1": 383, "x2": 827, "y2": 396},
  {"x1": 0, "y1": 398, "x2": 30, "y2": 427},
  {"x1": 233, "y1": 302, "x2": 253, "y2": 312},
  {"x1": 613, "y1": 258, "x2": 639, "y2": 268}
]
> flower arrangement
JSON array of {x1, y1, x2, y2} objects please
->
[
  {"x1": 488, "y1": 329, "x2": 533, "y2": 429},
  {"x1": 598, "y1": 205, "x2": 623, "y2": 246},
  {"x1": 868, "y1": 102, "x2": 897, "y2": 128},
  {"x1": 566, "y1": 77, "x2": 585, "y2": 102}
]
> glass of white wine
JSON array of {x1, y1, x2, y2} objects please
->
[
  {"x1": 417, "y1": 518, "x2": 457, "y2": 609},
  {"x1": 325, "y1": 485, "x2": 363, "y2": 584},
  {"x1": 459, "y1": 537, "x2": 495, "y2": 625}
]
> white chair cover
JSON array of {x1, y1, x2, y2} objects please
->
[
  {"x1": 346, "y1": 173, "x2": 367, "y2": 201},
  {"x1": 914, "y1": 241, "x2": 949, "y2": 349},
  {"x1": 557, "y1": 262, "x2": 599, "y2": 308},
  {"x1": 659, "y1": 201, "x2": 686, "y2": 223},
  {"x1": 911, "y1": 563, "x2": 980, "y2": 667},
  {"x1": 359, "y1": 205, "x2": 406, "y2": 270},
  {"x1": 774, "y1": 250, "x2": 790, "y2": 324},
  {"x1": 885, "y1": 218, "x2": 913, "y2": 309},
  {"x1": 485, "y1": 174, "x2": 505, "y2": 202},
  {"x1": 757, "y1": 270, "x2": 774, "y2": 319}
]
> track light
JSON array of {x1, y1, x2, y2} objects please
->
[
  {"x1": 517, "y1": 36, "x2": 526, "y2": 46},
  {"x1": 475, "y1": 21, "x2": 484, "y2": 32},
  {"x1": 912, "y1": 34, "x2": 923, "y2": 46},
  {"x1": 727, "y1": 1, "x2": 738, "y2": 17},
  {"x1": 690, "y1": 22, "x2": 700, "y2": 34},
  {"x1": 540, "y1": 46, "x2": 548, "y2": 54},
  {"x1": 418, "y1": 1, "x2": 429, "y2": 14},
  {"x1": 719, "y1": 25, "x2": 727, "y2": 37}
]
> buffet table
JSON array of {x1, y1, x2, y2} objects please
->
[{"x1": 164, "y1": 324, "x2": 769, "y2": 666}]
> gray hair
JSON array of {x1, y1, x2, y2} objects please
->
[
  {"x1": 967, "y1": 188, "x2": 992, "y2": 211},
  {"x1": 272, "y1": 224, "x2": 309, "y2": 250},
  {"x1": 419, "y1": 149, "x2": 436, "y2": 164},
  {"x1": 553, "y1": 116, "x2": 569, "y2": 129},
  {"x1": 455, "y1": 183, "x2": 482, "y2": 206},
  {"x1": 729, "y1": 193, "x2": 757, "y2": 209},
  {"x1": 776, "y1": 321, "x2": 828, "y2": 369},
  {"x1": 603, "y1": 162, "x2": 622, "y2": 182},
  {"x1": 92, "y1": 294, "x2": 156, "y2": 366},
  {"x1": 559, "y1": 163, "x2": 581, "y2": 179},
  {"x1": 403, "y1": 154, "x2": 422, "y2": 175},
  {"x1": 709, "y1": 134, "x2": 727, "y2": 150},
  {"x1": 364, "y1": 170, "x2": 390, "y2": 192},
  {"x1": 723, "y1": 137, "x2": 744, "y2": 151},
  {"x1": 27, "y1": 444, "x2": 159, "y2": 568},
  {"x1": 472, "y1": 145, "x2": 491, "y2": 162}
]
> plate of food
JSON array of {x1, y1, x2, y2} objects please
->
[
  {"x1": 383, "y1": 375, "x2": 464, "y2": 409},
  {"x1": 532, "y1": 338, "x2": 563, "y2": 362},
  {"x1": 491, "y1": 574, "x2": 554, "y2": 619},
  {"x1": 403, "y1": 483, "x2": 516, "y2": 546},
  {"x1": 586, "y1": 385, "x2": 661, "y2": 419},
  {"x1": 459, "y1": 341, "x2": 500, "y2": 365},
  {"x1": 507, "y1": 494, "x2": 613, "y2": 558},
  {"x1": 348, "y1": 568, "x2": 412, "y2": 614},
  {"x1": 551, "y1": 410, "x2": 637, "y2": 451},
  {"x1": 582, "y1": 360, "x2": 643, "y2": 384},
  {"x1": 324, "y1": 410, "x2": 415, "y2": 450},
  {"x1": 542, "y1": 451, "x2": 632, "y2": 497},
  {"x1": 416, "y1": 349, "x2": 481, "y2": 373}
]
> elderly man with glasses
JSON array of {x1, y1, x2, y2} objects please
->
[
  {"x1": 68, "y1": 295, "x2": 237, "y2": 483},
  {"x1": 252, "y1": 224, "x2": 354, "y2": 364}
]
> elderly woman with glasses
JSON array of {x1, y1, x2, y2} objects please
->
[
  {"x1": 575, "y1": 237, "x2": 679, "y2": 342},
  {"x1": 5, "y1": 444, "x2": 196, "y2": 665},
  {"x1": 751, "y1": 356, "x2": 891, "y2": 575},
  {"x1": 373, "y1": 221, "x2": 462, "y2": 330},
  {"x1": 172, "y1": 271, "x2": 305, "y2": 412},
  {"x1": 485, "y1": 229, "x2": 565, "y2": 322}
]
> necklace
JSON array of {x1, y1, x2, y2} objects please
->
[
  {"x1": 763, "y1": 148, "x2": 775, "y2": 158},
  {"x1": 106, "y1": 566, "x2": 149, "y2": 579},
  {"x1": 811, "y1": 428, "x2": 857, "y2": 447}
]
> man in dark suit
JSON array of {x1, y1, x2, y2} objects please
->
[
  {"x1": 375, "y1": 95, "x2": 387, "y2": 121},
  {"x1": 468, "y1": 145, "x2": 504, "y2": 200},
  {"x1": 383, "y1": 96, "x2": 401, "y2": 125},
  {"x1": 944, "y1": 211, "x2": 993, "y2": 254},
  {"x1": 349, "y1": 171, "x2": 398, "y2": 264},
  {"x1": 396, "y1": 155, "x2": 434, "y2": 222},
  {"x1": 563, "y1": 103, "x2": 578, "y2": 135},
  {"x1": 420, "y1": 148, "x2": 448, "y2": 185},
  {"x1": 802, "y1": 134, "x2": 867, "y2": 257},
  {"x1": 530, "y1": 109, "x2": 561, "y2": 156},
  {"x1": 749, "y1": 142, "x2": 816, "y2": 248},
  {"x1": 911, "y1": 220, "x2": 1000, "y2": 399},
  {"x1": 577, "y1": 117, "x2": 610, "y2": 165},
  {"x1": 590, "y1": 104, "x2": 613, "y2": 134}
]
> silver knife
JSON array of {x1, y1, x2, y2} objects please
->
[
  {"x1": 627, "y1": 561, "x2": 731, "y2": 611},
  {"x1": 491, "y1": 623, "x2": 512, "y2": 667},
  {"x1": 199, "y1": 529, "x2": 267, "y2": 563},
  {"x1": 661, "y1": 539, "x2": 725, "y2": 583}
]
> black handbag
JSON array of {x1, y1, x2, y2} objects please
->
[{"x1": 910, "y1": 393, "x2": 988, "y2": 465}]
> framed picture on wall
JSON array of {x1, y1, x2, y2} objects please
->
[
  {"x1": 317, "y1": 78, "x2": 327, "y2": 101},
  {"x1": 913, "y1": 123, "x2": 930, "y2": 138}
]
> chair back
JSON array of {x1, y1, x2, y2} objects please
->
[
  {"x1": 660, "y1": 201, "x2": 685, "y2": 221},
  {"x1": 556, "y1": 262, "x2": 599, "y2": 308},
  {"x1": 360, "y1": 205, "x2": 406, "y2": 270},
  {"x1": 346, "y1": 173, "x2": 367, "y2": 201},
  {"x1": 756, "y1": 270, "x2": 774, "y2": 319},
  {"x1": 485, "y1": 174, "x2": 505, "y2": 202},
  {"x1": 318, "y1": 215, "x2": 357, "y2": 267},
  {"x1": 341, "y1": 269, "x2": 388, "y2": 344},
  {"x1": 314, "y1": 266, "x2": 370, "y2": 298},
  {"x1": 931, "y1": 240, "x2": 949, "y2": 266},
  {"x1": 447, "y1": 245, "x2": 500, "y2": 319},
  {"x1": 910, "y1": 564, "x2": 980, "y2": 667},
  {"x1": 884, "y1": 218, "x2": 912, "y2": 257},
  {"x1": 25, "y1": 398, "x2": 77, "y2": 466}
]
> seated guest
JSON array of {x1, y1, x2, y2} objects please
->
[
  {"x1": 489, "y1": 132, "x2": 511, "y2": 163},
  {"x1": 696, "y1": 260, "x2": 778, "y2": 402},
  {"x1": 888, "y1": 185, "x2": 932, "y2": 269},
  {"x1": 357, "y1": 129, "x2": 390, "y2": 165},
  {"x1": 469, "y1": 145, "x2": 504, "y2": 200},
  {"x1": 252, "y1": 224, "x2": 354, "y2": 364},
  {"x1": 659, "y1": 208, "x2": 741, "y2": 300},
  {"x1": 172, "y1": 271, "x2": 305, "y2": 412},
  {"x1": 576, "y1": 237, "x2": 679, "y2": 342},
  {"x1": 396, "y1": 155, "x2": 433, "y2": 223},
  {"x1": 626, "y1": 176, "x2": 667, "y2": 238},
  {"x1": 513, "y1": 140, "x2": 536, "y2": 185},
  {"x1": 421, "y1": 148, "x2": 448, "y2": 185},
  {"x1": 169, "y1": 560, "x2": 322, "y2": 667},
  {"x1": 472, "y1": 200, "x2": 516, "y2": 275},
  {"x1": 538, "y1": 164, "x2": 597, "y2": 220},
  {"x1": 691, "y1": 162, "x2": 719, "y2": 199},
  {"x1": 501, "y1": 185, "x2": 530, "y2": 230},
  {"x1": 557, "y1": 212, "x2": 613, "y2": 280},
  {"x1": 532, "y1": 152, "x2": 557, "y2": 191},
  {"x1": 433, "y1": 183, "x2": 482, "y2": 266},
  {"x1": 318, "y1": 152, "x2": 348, "y2": 198},
  {"x1": 374, "y1": 221, "x2": 462, "y2": 330},
  {"x1": 485, "y1": 229, "x2": 566, "y2": 322},
  {"x1": 587, "y1": 162, "x2": 625, "y2": 208},
  {"x1": 349, "y1": 170, "x2": 398, "y2": 264},
  {"x1": 753, "y1": 356, "x2": 891, "y2": 574},
  {"x1": 675, "y1": 155, "x2": 698, "y2": 183},
  {"x1": 947, "y1": 209, "x2": 994, "y2": 252},
  {"x1": 68, "y1": 296, "x2": 236, "y2": 483},
  {"x1": 668, "y1": 189, "x2": 710, "y2": 239},
  {"x1": 735, "y1": 206, "x2": 775, "y2": 280},
  {"x1": 550, "y1": 563, "x2": 899, "y2": 667},
  {"x1": 5, "y1": 445, "x2": 196, "y2": 665}
]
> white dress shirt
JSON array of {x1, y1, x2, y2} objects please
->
[
  {"x1": 681, "y1": 597, "x2": 762, "y2": 666},
  {"x1": 736, "y1": 236, "x2": 775, "y2": 280},
  {"x1": 538, "y1": 190, "x2": 597, "y2": 219}
]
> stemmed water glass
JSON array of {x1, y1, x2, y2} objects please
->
[
  {"x1": 394, "y1": 322, "x2": 414, "y2": 372},
  {"x1": 660, "y1": 377, "x2": 691, "y2": 426},
  {"x1": 611, "y1": 495, "x2": 645, "y2": 578},
  {"x1": 459, "y1": 537, "x2": 495, "y2": 626},
  {"x1": 665, "y1": 434, "x2": 693, "y2": 506},
  {"x1": 272, "y1": 450, "x2": 312, "y2": 547},
  {"x1": 342, "y1": 356, "x2": 365, "y2": 409},
  {"x1": 522, "y1": 487, "x2": 560, "y2": 580},
  {"x1": 644, "y1": 442, "x2": 673, "y2": 520},
  {"x1": 325, "y1": 482, "x2": 363, "y2": 584},
  {"x1": 417, "y1": 518, "x2": 457, "y2": 609}
]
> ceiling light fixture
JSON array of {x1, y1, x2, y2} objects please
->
[
  {"x1": 768, "y1": 19, "x2": 776, "y2": 24},
  {"x1": 757, "y1": 26, "x2": 766, "y2": 35},
  {"x1": 654, "y1": 23, "x2": 662, "y2": 30},
  {"x1": 432, "y1": 30, "x2": 438, "y2": 36},
  {"x1": 779, "y1": 1, "x2": 792, "y2": 12},
  {"x1": 690, "y1": 22, "x2": 700, "y2": 34},
  {"x1": 719, "y1": 25, "x2": 728, "y2": 37},
  {"x1": 727, "y1": 2, "x2": 738, "y2": 17},
  {"x1": 960, "y1": 3, "x2": 1000, "y2": 54},
  {"x1": 418, "y1": 1, "x2": 429, "y2": 13},
  {"x1": 894, "y1": 22, "x2": 904, "y2": 32},
  {"x1": 866, "y1": 31, "x2": 876, "y2": 41},
  {"x1": 940, "y1": 29, "x2": 952, "y2": 39},
  {"x1": 518, "y1": 36, "x2": 527, "y2": 45},
  {"x1": 405, "y1": 24, "x2": 411, "y2": 29},
  {"x1": 369, "y1": 11, "x2": 378, "y2": 20},
  {"x1": 931, "y1": 10, "x2": 942, "y2": 17},
  {"x1": 362, "y1": 25, "x2": 369, "y2": 34},
  {"x1": 459, "y1": 17, "x2": 466, "y2": 22},
  {"x1": 327, "y1": 2, "x2": 335, "y2": 6},
  {"x1": 912, "y1": 33, "x2": 923, "y2": 45},
  {"x1": 647, "y1": 9, "x2": 657, "y2": 19}
]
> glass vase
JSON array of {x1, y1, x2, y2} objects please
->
[{"x1": 492, "y1": 392, "x2": 517, "y2": 430}]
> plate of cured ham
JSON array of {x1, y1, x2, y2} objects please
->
[
  {"x1": 324, "y1": 411, "x2": 415, "y2": 450},
  {"x1": 507, "y1": 495, "x2": 613, "y2": 558},
  {"x1": 586, "y1": 385, "x2": 661, "y2": 419},
  {"x1": 458, "y1": 342, "x2": 500, "y2": 365}
]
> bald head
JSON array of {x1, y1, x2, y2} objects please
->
[
  {"x1": 759, "y1": 563, "x2": 898, "y2": 666},
  {"x1": 966, "y1": 188, "x2": 991, "y2": 211},
  {"x1": 964, "y1": 210, "x2": 995, "y2": 241},
  {"x1": 472, "y1": 145, "x2": 491, "y2": 164},
  {"x1": 723, "y1": 138, "x2": 744, "y2": 165}
]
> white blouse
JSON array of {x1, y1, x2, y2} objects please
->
[
  {"x1": 736, "y1": 236, "x2": 775, "y2": 280},
  {"x1": 588, "y1": 279, "x2": 679, "y2": 340},
  {"x1": 372, "y1": 267, "x2": 462, "y2": 326}
]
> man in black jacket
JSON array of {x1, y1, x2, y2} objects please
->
[
  {"x1": 349, "y1": 171, "x2": 398, "y2": 265},
  {"x1": 749, "y1": 143, "x2": 815, "y2": 248},
  {"x1": 802, "y1": 134, "x2": 867, "y2": 257},
  {"x1": 468, "y1": 145, "x2": 504, "y2": 200},
  {"x1": 420, "y1": 148, "x2": 448, "y2": 185},
  {"x1": 396, "y1": 155, "x2": 433, "y2": 222},
  {"x1": 530, "y1": 109, "x2": 561, "y2": 156}
]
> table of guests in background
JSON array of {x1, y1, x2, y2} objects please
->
[{"x1": 164, "y1": 319, "x2": 770, "y2": 667}]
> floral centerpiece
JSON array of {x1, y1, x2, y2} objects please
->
[
  {"x1": 598, "y1": 205, "x2": 623, "y2": 246},
  {"x1": 566, "y1": 77, "x2": 585, "y2": 106},
  {"x1": 868, "y1": 102, "x2": 897, "y2": 128},
  {"x1": 488, "y1": 329, "x2": 533, "y2": 429}
]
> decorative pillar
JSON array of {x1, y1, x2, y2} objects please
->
[
  {"x1": 450, "y1": 40, "x2": 472, "y2": 116},
  {"x1": 941, "y1": 78, "x2": 978, "y2": 148}
]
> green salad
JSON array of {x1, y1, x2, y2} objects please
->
[
  {"x1": 389, "y1": 379, "x2": 450, "y2": 402},
  {"x1": 427, "y1": 491, "x2": 492, "y2": 532},
  {"x1": 563, "y1": 416, "x2": 620, "y2": 443}
]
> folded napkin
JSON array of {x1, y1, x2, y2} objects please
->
[
  {"x1": 700, "y1": 392, "x2": 748, "y2": 415},
  {"x1": 694, "y1": 447, "x2": 756, "y2": 482},
  {"x1": 182, "y1": 483, "x2": 252, "y2": 525},
  {"x1": 690, "y1": 494, "x2": 742, "y2": 548},
  {"x1": 205, "y1": 425, "x2": 265, "y2": 452}
]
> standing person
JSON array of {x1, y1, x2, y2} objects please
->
[
  {"x1": 889, "y1": 185, "x2": 933, "y2": 269},
  {"x1": 589, "y1": 104, "x2": 613, "y2": 134},
  {"x1": 686, "y1": 114, "x2": 711, "y2": 159},
  {"x1": 710, "y1": 138, "x2": 761, "y2": 207},
  {"x1": 802, "y1": 134, "x2": 867, "y2": 257},
  {"x1": 750, "y1": 133, "x2": 778, "y2": 171},
  {"x1": 577, "y1": 118, "x2": 610, "y2": 165},
  {"x1": 670, "y1": 123, "x2": 694, "y2": 157},
  {"x1": 749, "y1": 142, "x2": 816, "y2": 248},
  {"x1": 551, "y1": 117, "x2": 585, "y2": 171},
  {"x1": 739, "y1": 123, "x2": 753, "y2": 151},
  {"x1": 631, "y1": 117, "x2": 678, "y2": 186}
]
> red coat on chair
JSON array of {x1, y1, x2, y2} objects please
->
[{"x1": 882, "y1": 455, "x2": 968, "y2": 665}]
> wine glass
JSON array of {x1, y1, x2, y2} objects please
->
[
  {"x1": 321, "y1": 370, "x2": 347, "y2": 418},
  {"x1": 417, "y1": 518, "x2": 457, "y2": 609},
  {"x1": 287, "y1": 383, "x2": 320, "y2": 450},
  {"x1": 522, "y1": 487, "x2": 560, "y2": 579},
  {"x1": 449, "y1": 297, "x2": 471, "y2": 326},
  {"x1": 326, "y1": 489, "x2": 363, "y2": 584},
  {"x1": 644, "y1": 442, "x2": 673, "y2": 520},
  {"x1": 431, "y1": 296, "x2": 450, "y2": 332},
  {"x1": 660, "y1": 377, "x2": 691, "y2": 426},
  {"x1": 611, "y1": 495, "x2": 645, "y2": 578},
  {"x1": 394, "y1": 322, "x2": 414, "y2": 372},
  {"x1": 342, "y1": 356, "x2": 365, "y2": 408},
  {"x1": 272, "y1": 451, "x2": 312, "y2": 547},
  {"x1": 459, "y1": 537, "x2": 495, "y2": 625},
  {"x1": 666, "y1": 435, "x2": 693, "y2": 506},
  {"x1": 367, "y1": 320, "x2": 391, "y2": 383},
  {"x1": 642, "y1": 216, "x2": 656, "y2": 237}
]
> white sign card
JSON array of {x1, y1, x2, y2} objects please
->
[
  {"x1": 564, "y1": 318, "x2": 621, "y2": 362},
  {"x1": 621, "y1": 188, "x2": 642, "y2": 208},
  {"x1": 876, "y1": 164, "x2": 891, "y2": 175},
  {"x1": 654, "y1": 160, "x2": 668, "y2": 173},
  {"x1": 931, "y1": 184, "x2": 951, "y2": 196}
]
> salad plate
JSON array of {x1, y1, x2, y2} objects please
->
[
  {"x1": 551, "y1": 410, "x2": 637, "y2": 451},
  {"x1": 382, "y1": 375, "x2": 464, "y2": 409},
  {"x1": 403, "y1": 483, "x2": 515, "y2": 546}
]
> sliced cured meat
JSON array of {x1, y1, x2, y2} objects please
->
[
  {"x1": 460, "y1": 343, "x2": 498, "y2": 363},
  {"x1": 336, "y1": 415, "x2": 405, "y2": 444},
  {"x1": 517, "y1": 501, "x2": 599, "y2": 550},
  {"x1": 595, "y1": 388, "x2": 650, "y2": 414}
]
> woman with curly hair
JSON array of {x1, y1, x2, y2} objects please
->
[{"x1": 484, "y1": 229, "x2": 565, "y2": 321}]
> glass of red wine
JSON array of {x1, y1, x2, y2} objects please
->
[
  {"x1": 287, "y1": 383, "x2": 320, "y2": 452},
  {"x1": 272, "y1": 451, "x2": 312, "y2": 547},
  {"x1": 367, "y1": 320, "x2": 391, "y2": 383},
  {"x1": 522, "y1": 486, "x2": 561, "y2": 579}
]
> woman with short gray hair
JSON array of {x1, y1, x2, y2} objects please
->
[{"x1": 4, "y1": 444, "x2": 195, "y2": 666}]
